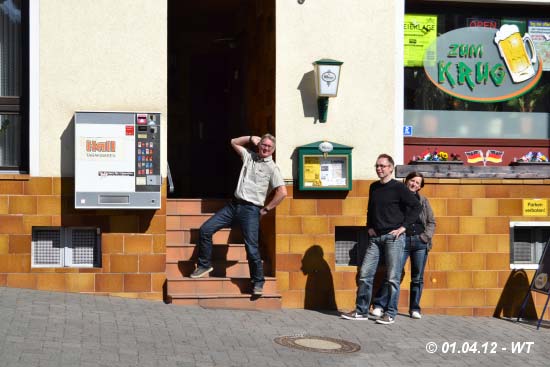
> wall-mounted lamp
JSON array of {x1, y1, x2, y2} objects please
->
[{"x1": 313, "y1": 59, "x2": 343, "y2": 123}]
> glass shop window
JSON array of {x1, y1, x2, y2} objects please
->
[{"x1": 404, "y1": 1, "x2": 550, "y2": 164}]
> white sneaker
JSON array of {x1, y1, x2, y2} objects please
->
[
  {"x1": 370, "y1": 308, "x2": 383, "y2": 318},
  {"x1": 410, "y1": 311, "x2": 422, "y2": 319}
]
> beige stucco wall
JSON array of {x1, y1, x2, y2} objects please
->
[
  {"x1": 276, "y1": 0, "x2": 402, "y2": 180},
  {"x1": 39, "y1": 0, "x2": 167, "y2": 177}
]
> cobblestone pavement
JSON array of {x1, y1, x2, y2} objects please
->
[{"x1": 0, "y1": 287, "x2": 548, "y2": 367}]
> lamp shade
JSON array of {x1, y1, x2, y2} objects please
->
[{"x1": 313, "y1": 59, "x2": 343, "y2": 97}]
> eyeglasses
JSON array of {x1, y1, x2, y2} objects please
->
[
  {"x1": 260, "y1": 143, "x2": 274, "y2": 149},
  {"x1": 374, "y1": 164, "x2": 391, "y2": 168}
]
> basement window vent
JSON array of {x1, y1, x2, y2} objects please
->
[
  {"x1": 510, "y1": 222, "x2": 550, "y2": 270},
  {"x1": 335, "y1": 226, "x2": 367, "y2": 266},
  {"x1": 31, "y1": 227, "x2": 101, "y2": 268}
]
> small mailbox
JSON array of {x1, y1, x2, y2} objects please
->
[{"x1": 297, "y1": 141, "x2": 353, "y2": 191}]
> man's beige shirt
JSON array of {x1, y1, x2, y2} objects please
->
[{"x1": 234, "y1": 147, "x2": 284, "y2": 207}]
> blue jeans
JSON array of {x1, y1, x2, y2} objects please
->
[
  {"x1": 406, "y1": 235, "x2": 428, "y2": 312},
  {"x1": 373, "y1": 235, "x2": 428, "y2": 313},
  {"x1": 356, "y1": 233, "x2": 405, "y2": 317},
  {"x1": 197, "y1": 201, "x2": 264, "y2": 287}
]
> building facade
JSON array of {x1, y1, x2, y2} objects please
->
[{"x1": 0, "y1": 0, "x2": 549, "y2": 318}]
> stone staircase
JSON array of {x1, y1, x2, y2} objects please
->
[{"x1": 165, "y1": 198, "x2": 281, "y2": 309}]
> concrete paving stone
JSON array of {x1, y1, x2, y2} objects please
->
[
  {"x1": 2, "y1": 287, "x2": 550, "y2": 366},
  {"x1": 192, "y1": 353, "x2": 214, "y2": 363},
  {"x1": 19, "y1": 353, "x2": 42, "y2": 363},
  {"x1": 118, "y1": 346, "x2": 139, "y2": 355},
  {"x1": 177, "y1": 347, "x2": 204, "y2": 357},
  {"x1": 58, "y1": 353, "x2": 80, "y2": 363},
  {"x1": 176, "y1": 362, "x2": 200, "y2": 367},
  {"x1": 144, "y1": 354, "x2": 170, "y2": 363},
  {"x1": 11, "y1": 361, "x2": 39, "y2": 367},
  {"x1": 98, "y1": 350, "x2": 120, "y2": 362},
  {"x1": 167, "y1": 355, "x2": 195, "y2": 363},
  {"x1": 37, "y1": 359, "x2": 65, "y2": 367},
  {"x1": 192, "y1": 363, "x2": 215, "y2": 367},
  {"x1": 209, "y1": 351, "x2": 231, "y2": 362},
  {"x1": 81, "y1": 342, "x2": 101, "y2": 350}
]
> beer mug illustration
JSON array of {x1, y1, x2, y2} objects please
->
[{"x1": 494, "y1": 24, "x2": 537, "y2": 83}]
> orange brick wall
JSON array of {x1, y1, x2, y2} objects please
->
[
  {"x1": 0, "y1": 176, "x2": 166, "y2": 301},
  {"x1": 276, "y1": 179, "x2": 550, "y2": 319}
]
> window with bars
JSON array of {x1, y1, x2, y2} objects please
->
[
  {"x1": 0, "y1": 0, "x2": 28, "y2": 172},
  {"x1": 31, "y1": 227, "x2": 101, "y2": 268},
  {"x1": 510, "y1": 222, "x2": 550, "y2": 270},
  {"x1": 335, "y1": 226, "x2": 367, "y2": 266}
]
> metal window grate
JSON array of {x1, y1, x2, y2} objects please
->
[
  {"x1": 71, "y1": 229, "x2": 96, "y2": 265},
  {"x1": 335, "y1": 240, "x2": 358, "y2": 266},
  {"x1": 32, "y1": 228, "x2": 62, "y2": 267},
  {"x1": 335, "y1": 227, "x2": 367, "y2": 266},
  {"x1": 32, "y1": 227, "x2": 101, "y2": 268},
  {"x1": 510, "y1": 223, "x2": 550, "y2": 269},
  {"x1": 513, "y1": 241, "x2": 535, "y2": 263}
]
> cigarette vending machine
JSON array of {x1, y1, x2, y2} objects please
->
[{"x1": 74, "y1": 111, "x2": 161, "y2": 209}]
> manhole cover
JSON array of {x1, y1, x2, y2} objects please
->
[{"x1": 274, "y1": 335, "x2": 361, "y2": 354}]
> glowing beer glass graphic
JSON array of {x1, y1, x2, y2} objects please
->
[{"x1": 494, "y1": 24, "x2": 537, "y2": 83}]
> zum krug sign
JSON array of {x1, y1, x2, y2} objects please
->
[{"x1": 423, "y1": 25, "x2": 543, "y2": 102}]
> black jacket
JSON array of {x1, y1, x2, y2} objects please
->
[{"x1": 366, "y1": 179, "x2": 422, "y2": 235}]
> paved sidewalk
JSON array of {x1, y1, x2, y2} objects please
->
[{"x1": 0, "y1": 287, "x2": 548, "y2": 367}]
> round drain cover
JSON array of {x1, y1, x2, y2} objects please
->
[{"x1": 274, "y1": 335, "x2": 360, "y2": 354}]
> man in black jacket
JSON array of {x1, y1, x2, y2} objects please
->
[{"x1": 342, "y1": 153, "x2": 421, "y2": 324}]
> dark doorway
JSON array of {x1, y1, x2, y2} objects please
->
[{"x1": 168, "y1": 0, "x2": 275, "y2": 198}]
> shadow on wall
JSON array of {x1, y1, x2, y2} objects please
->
[
  {"x1": 60, "y1": 116, "x2": 76, "y2": 178},
  {"x1": 297, "y1": 70, "x2": 320, "y2": 123},
  {"x1": 301, "y1": 245, "x2": 337, "y2": 310},
  {"x1": 493, "y1": 269, "x2": 538, "y2": 320}
]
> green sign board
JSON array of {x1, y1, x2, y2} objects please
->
[
  {"x1": 424, "y1": 26, "x2": 543, "y2": 102},
  {"x1": 297, "y1": 141, "x2": 353, "y2": 191}
]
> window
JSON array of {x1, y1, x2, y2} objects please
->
[
  {"x1": 31, "y1": 227, "x2": 102, "y2": 268},
  {"x1": 335, "y1": 226, "x2": 367, "y2": 266},
  {"x1": 509, "y1": 222, "x2": 550, "y2": 270},
  {"x1": 404, "y1": 1, "x2": 550, "y2": 165},
  {"x1": 0, "y1": 0, "x2": 28, "y2": 172}
]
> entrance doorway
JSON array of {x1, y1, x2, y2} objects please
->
[{"x1": 167, "y1": 0, "x2": 275, "y2": 198}]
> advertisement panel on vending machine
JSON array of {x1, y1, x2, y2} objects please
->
[{"x1": 74, "y1": 112, "x2": 161, "y2": 209}]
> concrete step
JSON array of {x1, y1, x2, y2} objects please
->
[
  {"x1": 166, "y1": 259, "x2": 265, "y2": 278},
  {"x1": 166, "y1": 276, "x2": 277, "y2": 295},
  {"x1": 167, "y1": 293, "x2": 281, "y2": 310},
  {"x1": 166, "y1": 214, "x2": 212, "y2": 231},
  {"x1": 166, "y1": 228, "x2": 243, "y2": 245},
  {"x1": 166, "y1": 198, "x2": 228, "y2": 215},
  {"x1": 165, "y1": 198, "x2": 280, "y2": 311},
  {"x1": 166, "y1": 243, "x2": 248, "y2": 262}
]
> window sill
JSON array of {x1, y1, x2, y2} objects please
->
[
  {"x1": 396, "y1": 164, "x2": 550, "y2": 179},
  {"x1": 0, "y1": 173, "x2": 30, "y2": 180}
]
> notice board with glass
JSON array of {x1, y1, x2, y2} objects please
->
[{"x1": 297, "y1": 141, "x2": 352, "y2": 191}]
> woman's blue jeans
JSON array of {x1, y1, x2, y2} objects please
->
[
  {"x1": 373, "y1": 235, "x2": 428, "y2": 313},
  {"x1": 405, "y1": 235, "x2": 428, "y2": 312},
  {"x1": 197, "y1": 201, "x2": 264, "y2": 287}
]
